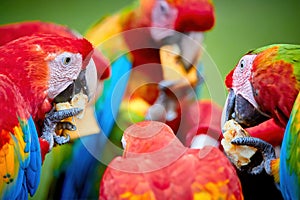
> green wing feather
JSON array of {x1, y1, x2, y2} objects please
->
[
  {"x1": 277, "y1": 45, "x2": 300, "y2": 85},
  {"x1": 252, "y1": 44, "x2": 300, "y2": 86}
]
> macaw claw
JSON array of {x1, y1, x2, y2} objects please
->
[
  {"x1": 53, "y1": 134, "x2": 71, "y2": 145},
  {"x1": 56, "y1": 121, "x2": 77, "y2": 131},
  {"x1": 41, "y1": 108, "x2": 82, "y2": 151},
  {"x1": 231, "y1": 137, "x2": 276, "y2": 175},
  {"x1": 46, "y1": 108, "x2": 83, "y2": 122}
]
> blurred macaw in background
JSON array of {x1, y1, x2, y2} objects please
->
[
  {"x1": 100, "y1": 121, "x2": 244, "y2": 200},
  {"x1": 223, "y1": 44, "x2": 300, "y2": 199},
  {"x1": 50, "y1": 0, "x2": 219, "y2": 199},
  {"x1": 0, "y1": 21, "x2": 111, "y2": 200},
  {"x1": 54, "y1": 0, "x2": 220, "y2": 198},
  {"x1": 0, "y1": 34, "x2": 96, "y2": 199},
  {"x1": 85, "y1": 0, "x2": 216, "y2": 138},
  {"x1": 184, "y1": 100, "x2": 223, "y2": 149}
]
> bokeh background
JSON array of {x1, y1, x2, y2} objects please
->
[
  {"x1": 1, "y1": 0, "x2": 300, "y2": 199},
  {"x1": 1, "y1": 0, "x2": 300, "y2": 105}
]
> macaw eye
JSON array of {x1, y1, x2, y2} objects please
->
[
  {"x1": 159, "y1": 0, "x2": 169, "y2": 15},
  {"x1": 62, "y1": 56, "x2": 72, "y2": 66},
  {"x1": 240, "y1": 59, "x2": 245, "y2": 70}
]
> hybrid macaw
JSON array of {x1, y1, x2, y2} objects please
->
[
  {"x1": 223, "y1": 44, "x2": 300, "y2": 199},
  {"x1": 100, "y1": 121, "x2": 243, "y2": 200},
  {"x1": 0, "y1": 34, "x2": 96, "y2": 199}
]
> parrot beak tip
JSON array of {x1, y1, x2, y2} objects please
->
[{"x1": 222, "y1": 89, "x2": 270, "y2": 129}]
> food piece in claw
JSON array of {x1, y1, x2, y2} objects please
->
[
  {"x1": 55, "y1": 93, "x2": 88, "y2": 140},
  {"x1": 221, "y1": 119, "x2": 257, "y2": 169}
]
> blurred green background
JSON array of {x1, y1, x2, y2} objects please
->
[
  {"x1": 2, "y1": 0, "x2": 300, "y2": 106},
  {"x1": 1, "y1": 1, "x2": 299, "y2": 199},
  {"x1": 1, "y1": 0, "x2": 300, "y2": 105}
]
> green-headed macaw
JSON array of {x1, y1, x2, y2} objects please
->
[
  {"x1": 223, "y1": 44, "x2": 300, "y2": 200},
  {"x1": 0, "y1": 34, "x2": 96, "y2": 199},
  {"x1": 100, "y1": 121, "x2": 243, "y2": 200}
]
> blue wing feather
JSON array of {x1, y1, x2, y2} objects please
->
[
  {"x1": 59, "y1": 54, "x2": 132, "y2": 199},
  {"x1": 25, "y1": 116, "x2": 42, "y2": 196},
  {"x1": 1, "y1": 116, "x2": 41, "y2": 200},
  {"x1": 279, "y1": 92, "x2": 300, "y2": 200},
  {"x1": 95, "y1": 54, "x2": 132, "y2": 136}
]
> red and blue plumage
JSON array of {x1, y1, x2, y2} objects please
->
[
  {"x1": 0, "y1": 81, "x2": 41, "y2": 199},
  {"x1": 0, "y1": 33, "x2": 95, "y2": 199},
  {"x1": 58, "y1": 1, "x2": 217, "y2": 198},
  {"x1": 279, "y1": 92, "x2": 300, "y2": 199},
  {"x1": 0, "y1": 21, "x2": 111, "y2": 199}
]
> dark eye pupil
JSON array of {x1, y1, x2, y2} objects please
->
[
  {"x1": 240, "y1": 60, "x2": 245, "y2": 69},
  {"x1": 63, "y1": 57, "x2": 71, "y2": 65}
]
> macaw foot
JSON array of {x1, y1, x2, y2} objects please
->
[
  {"x1": 56, "y1": 121, "x2": 77, "y2": 131},
  {"x1": 231, "y1": 137, "x2": 276, "y2": 175},
  {"x1": 41, "y1": 108, "x2": 82, "y2": 151}
]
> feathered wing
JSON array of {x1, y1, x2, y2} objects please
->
[
  {"x1": 276, "y1": 44, "x2": 300, "y2": 84},
  {"x1": 0, "y1": 78, "x2": 41, "y2": 199},
  {"x1": 279, "y1": 92, "x2": 300, "y2": 199},
  {"x1": 57, "y1": 54, "x2": 132, "y2": 199},
  {"x1": 250, "y1": 44, "x2": 300, "y2": 127},
  {"x1": 95, "y1": 54, "x2": 132, "y2": 136}
]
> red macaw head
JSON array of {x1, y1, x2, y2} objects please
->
[
  {"x1": 0, "y1": 21, "x2": 110, "y2": 81},
  {"x1": 2, "y1": 34, "x2": 97, "y2": 118},
  {"x1": 140, "y1": 0, "x2": 214, "y2": 32},
  {"x1": 223, "y1": 44, "x2": 299, "y2": 128},
  {"x1": 142, "y1": 0, "x2": 215, "y2": 41}
]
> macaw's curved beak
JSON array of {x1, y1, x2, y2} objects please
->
[
  {"x1": 54, "y1": 58, "x2": 97, "y2": 103},
  {"x1": 221, "y1": 89, "x2": 270, "y2": 128},
  {"x1": 159, "y1": 31, "x2": 204, "y2": 71}
]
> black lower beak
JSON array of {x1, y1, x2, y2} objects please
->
[
  {"x1": 223, "y1": 89, "x2": 270, "y2": 128},
  {"x1": 224, "y1": 89, "x2": 236, "y2": 122},
  {"x1": 74, "y1": 70, "x2": 89, "y2": 98},
  {"x1": 54, "y1": 82, "x2": 75, "y2": 103},
  {"x1": 54, "y1": 70, "x2": 88, "y2": 103}
]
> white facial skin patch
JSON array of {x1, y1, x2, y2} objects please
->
[
  {"x1": 232, "y1": 54, "x2": 258, "y2": 109},
  {"x1": 48, "y1": 52, "x2": 82, "y2": 99}
]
